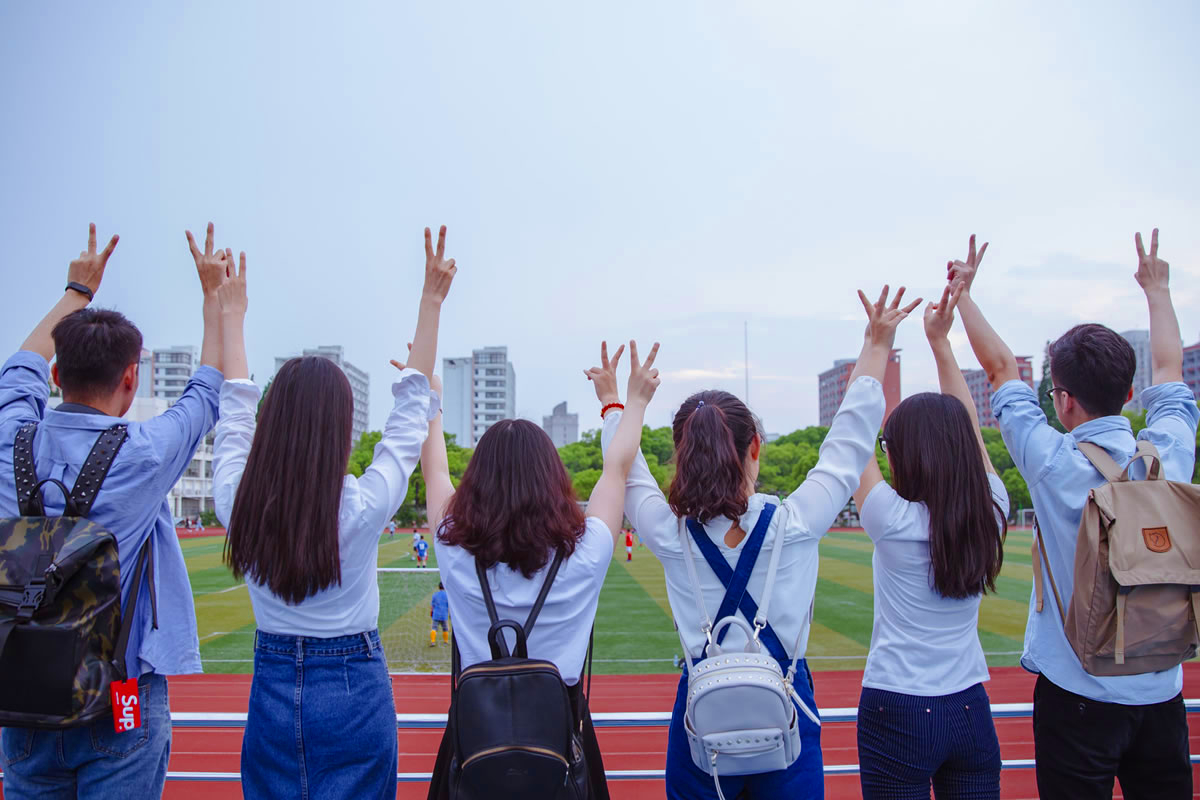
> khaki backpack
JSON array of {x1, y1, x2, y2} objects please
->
[{"x1": 1033, "y1": 440, "x2": 1200, "y2": 677}]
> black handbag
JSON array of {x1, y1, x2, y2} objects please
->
[{"x1": 448, "y1": 549, "x2": 589, "y2": 800}]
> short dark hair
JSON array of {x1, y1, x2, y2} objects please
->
[
  {"x1": 438, "y1": 419, "x2": 586, "y2": 578},
  {"x1": 668, "y1": 390, "x2": 759, "y2": 524},
  {"x1": 1049, "y1": 324, "x2": 1136, "y2": 417},
  {"x1": 883, "y1": 393, "x2": 1006, "y2": 599},
  {"x1": 225, "y1": 357, "x2": 355, "y2": 604},
  {"x1": 51, "y1": 309, "x2": 143, "y2": 397}
]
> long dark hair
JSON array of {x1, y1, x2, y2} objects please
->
[
  {"x1": 668, "y1": 390, "x2": 758, "y2": 524},
  {"x1": 438, "y1": 419, "x2": 585, "y2": 578},
  {"x1": 882, "y1": 392, "x2": 1006, "y2": 599},
  {"x1": 224, "y1": 357, "x2": 354, "y2": 604}
]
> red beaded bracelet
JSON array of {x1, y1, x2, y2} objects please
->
[{"x1": 600, "y1": 403, "x2": 624, "y2": 419}]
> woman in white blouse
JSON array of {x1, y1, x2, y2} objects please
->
[
  {"x1": 423, "y1": 340, "x2": 662, "y2": 800},
  {"x1": 597, "y1": 288, "x2": 921, "y2": 800},
  {"x1": 211, "y1": 227, "x2": 456, "y2": 800},
  {"x1": 850, "y1": 282, "x2": 1007, "y2": 800}
]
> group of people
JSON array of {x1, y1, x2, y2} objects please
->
[{"x1": 0, "y1": 220, "x2": 1193, "y2": 800}]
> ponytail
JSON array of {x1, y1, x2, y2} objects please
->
[{"x1": 668, "y1": 391, "x2": 757, "y2": 524}]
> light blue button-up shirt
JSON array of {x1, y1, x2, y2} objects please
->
[
  {"x1": 0, "y1": 350, "x2": 221, "y2": 676},
  {"x1": 993, "y1": 379, "x2": 1199, "y2": 704}
]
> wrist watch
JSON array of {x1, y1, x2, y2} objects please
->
[{"x1": 65, "y1": 281, "x2": 94, "y2": 301}]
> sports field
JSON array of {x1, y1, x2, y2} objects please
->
[{"x1": 189, "y1": 526, "x2": 1037, "y2": 674}]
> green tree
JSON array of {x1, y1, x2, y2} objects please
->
[
  {"x1": 980, "y1": 427, "x2": 1014, "y2": 474},
  {"x1": 257, "y1": 377, "x2": 272, "y2": 421},
  {"x1": 199, "y1": 509, "x2": 219, "y2": 527},
  {"x1": 1001, "y1": 467, "x2": 1031, "y2": 514},
  {"x1": 346, "y1": 431, "x2": 383, "y2": 477},
  {"x1": 1122, "y1": 408, "x2": 1147, "y2": 436},
  {"x1": 1038, "y1": 341, "x2": 1065, "y2": 432},
  {"x1": 571, "y1": 468, "x2": 602, "y2": 499}
]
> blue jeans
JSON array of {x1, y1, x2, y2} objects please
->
[
  {"x1": 243, "y1": 629, "x2": 397, "y2": 800},
  {"x1": 857, "y1": 683, "x2": 1001, "y2": 800},
  {"x1": 0, "y1": 672, "x2": 171, "y2": 800},
  {"x1": 665, "y1": 662, "x2": 825, "y2": 799}
]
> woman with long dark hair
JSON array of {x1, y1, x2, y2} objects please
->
[
  {"x1": 211, "y1": 226, "x2": 457, "y2": 800},
  {"x1": 595, "y1": 287, "x2": 921, "y2": 799},
  {"x1": 850, "y1": 283, "x2": 1008, "y2": 799},
  {"x1": 422, "y1": 339, "x2": 661, "y2": 800}
]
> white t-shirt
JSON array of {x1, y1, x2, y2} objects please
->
[
  {"x1": 435, "y1": 517, "x2": 613, "y2": 685},
  {"x1": 859, "y1": 471, "x2": 1009, "y2": 696}
]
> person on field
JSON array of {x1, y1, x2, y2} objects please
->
[
  {"x1": 954, "y1": 231, "x2": 1197, "y2": 798},
  {"x1": 851, "y1": 281, "x2": 1007, "y2": 799},
  {"x1": 422, "y1": 337, "x2": 661, "y2": 800},
  {"x1": 430, "y1": 582, "x2": 450, "y2": 646},
  {"x1": 412, "y1": 527, "x2": 420, "y2": 560},
  {"x1": 212, "y1": 226, "x2": 455, "y2": 800},
  {"x1": 624, "y1": 528, "x2": 634, "y2": 561},
  {"x1": 416, "y1": 533, "x2": 429, "y2": 567},
  {"x1": 596, "y1": 286, "x2": 920, "y2": 799},
  {"x1": 0, "y1": 223, "x2": 229, "y2": 799}
]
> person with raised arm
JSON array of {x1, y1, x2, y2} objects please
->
[
  {"x1": 952, "y1": 232, "x2": 1197, "y2": 798},
  {"x1": 0, "y1": 223, "x2": 230, "y2": 799},
  {"x1": 850, "y1": 283, "x2": 1007, "y2": 799},
  {"x1": 597, "y1": 287, "x2": 920, "y2": 799},
  {"x1": 421, "y1": 336, "x2": 660, "y2": 800},
  {"x1": 211, "y1": 227, "x2": 452, "y2": 800}
]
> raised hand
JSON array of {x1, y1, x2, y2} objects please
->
[
  {"x1": 1135, "y1": 228, "x2": 1169, "y2": 293},
  {"x1": 947, "y1": 234, "x2": 988, "y2": 293},
  {"x1": 626, "y1": 340, "x2": 661, "y2": 407},
  {"x1": 423, "y1": 225, "x2": 457, "y2": 303},
  {"x1": 216, "y1": 251, "x2": 248, "y2": 316},
  {"x1": 68, "y1": 223, "x2": 119, "y2": 296},
  {"x1": 390, "y1": 345, "x2": 444, "y2": 394},
  {"x1": 924, "y1": 283, "x2": 963, "y2": 342},
  {"x1": 857, "y1": 285, "x2": 922, "y2": 350},
  {"x1": 583, "y1": 340, "x2": 626, "y2": 406},
  {"x1": 186, "y1": 222, "x2": 233, "y2": 295}
]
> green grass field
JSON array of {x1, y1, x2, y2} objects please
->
[{"x1": 188, "y1": 528, "x2": 1036, "y2": 674}]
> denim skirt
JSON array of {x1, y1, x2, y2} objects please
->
[{"x1": 242, "y1": 629, "x2": 397, "y2": 800}]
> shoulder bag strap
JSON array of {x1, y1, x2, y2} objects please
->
[
  {"x1": 110, "y1": 538, "x2": 152, "y2": 680},
  {"x1": 69, "y1": 425, "x2": 129, "y2": 517},
  {"x1": 676, "y1": 519, "x2": 714, "y2": 672},
  {"x1": 751, "y1": 503, "x2": 786, "y2": 632},
  {"x1": 1076, "y1": 441, "x2": 1124, "y2": 483},
  {"x1": 1032, "y1": 515, "x2": 1066, "y2": 620},
  {"x1": 522, "y1": 547, "x2": 566, "y2": 635},
  {"x1": 1122, "y1": 440, "x2": 1163, "y2": 481},
  {"x1": 474, "y1": 557, "x2": 502, "y2": 628},
  {"x1": 13, "y1": 422, "x2": 41, "y2": 517}
]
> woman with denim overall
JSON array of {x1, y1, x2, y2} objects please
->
[
  {"x1": 594, "y1": 287, "x2": 920, "y2": 799},
  {"x1": 211, "y1": 226, "x2": 456, "y2": 800}
]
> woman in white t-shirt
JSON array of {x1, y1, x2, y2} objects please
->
[
  {"x1": 850, "y1": 284, "x2": 1008, "y2": 800},
  {"x1": 597, "y1": 288, "x2": 922, "y2": 800},
  {"x1": 422, "y1": 340, "x2": 662, "y2": 800}
]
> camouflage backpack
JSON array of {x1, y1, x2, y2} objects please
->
[{"x1": 0, "y1": 421, "x2": 154, "y2": 728}]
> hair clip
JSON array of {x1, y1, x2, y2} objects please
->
[{"x1": 696, "y1": 400, "x2": 705, "y2": 408}]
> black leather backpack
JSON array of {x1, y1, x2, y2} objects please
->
[{"x1": 448, "y1": 549, "x2": 589, "y2": 800}]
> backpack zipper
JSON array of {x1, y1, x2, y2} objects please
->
[{"x1": 461, "y1": 744, "x2": 569, "y2": 769}]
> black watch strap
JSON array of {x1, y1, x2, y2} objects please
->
[{"x1": 65, "y1": 281, "x2": 94, "y2": 301}]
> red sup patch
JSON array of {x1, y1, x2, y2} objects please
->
[{"x1": 110, "y1": 679, "x2": 141, "y2": 732}]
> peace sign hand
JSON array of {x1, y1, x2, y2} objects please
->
[
  {"x1": 423, "y1": 225, "x2": 457, "y2": 304},
  {"x1": 185, "y1": 222, "x2": 233, "y2": 295},
  {"x1": 947, "y1": 234, "x2": 988, "y2": 293},
  {"x1": 1134, "y1": 228, "x2": 1169, "y2": 293},
  {"x1": 923, "y1": 283, "x2": 964, "y2": 342},
  {"x1": 584, "y1": 340, "x2": 625, "y2": 406},
  {"x1": 626, "y1": 340, "x2": 661, "y2": 407},
  {"x1": 857, "y1": 285, "x2": 922, "y2": 350},
  {"x1": 67, "y1": 223, "x2": 119, "y2": 296}
]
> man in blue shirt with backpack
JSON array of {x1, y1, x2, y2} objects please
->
[
  {"x1": 954, "y1": 230, "x2": 1198, "y2": 798},
  {"x1": 0, "y1": 223, "x2": 233, "y2": 799}
]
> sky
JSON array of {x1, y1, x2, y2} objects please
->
[{"x1": 2, "y1": 1, "x2": 1198, "y2": 436}]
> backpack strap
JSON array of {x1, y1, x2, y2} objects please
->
[
  {"x1": 522, "y1": 547, "x2": 565, "y2": 635},
  {"x1": 1121, "y1": 440, "x2": 1163, "y2": 481},
  {"x1": 13, "y1": 423, "x2": 41, "y2": 516},
  {"x1": 1032, "y1": 515, "x2": 1067, "y2": 620},
  {"x1": 1076, "y1": 441, "x2": 1125, "y2": 483},
  {"x1": 473, "y1": 547, "x2": 566, "y2": 660},
  {"x1": 69, "y1": 425, "x2": 129, "y2": 517},
  {"x1": 110, "y1": 538, "x2": 152, "y2": 679}
]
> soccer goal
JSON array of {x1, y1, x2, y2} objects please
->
[{"x1": 1016, "y1": 509, "x2": 1036, "y2": 529}]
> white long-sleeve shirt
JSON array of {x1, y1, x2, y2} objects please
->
[
  {"x1": 600, "y1": 376, "x2": 885, "y2": 661},
  {"x1": 212, "y1": 369, "x2": 439, "y2": 637}
]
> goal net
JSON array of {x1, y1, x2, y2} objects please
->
[{"x1": 377, "y1": 567, "x2": 451, "y2": 673}]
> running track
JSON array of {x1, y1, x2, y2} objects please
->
[{"x1": 13, "y1": 664, "x2": 1186, "y2": 800}]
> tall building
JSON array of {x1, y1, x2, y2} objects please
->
[
  {"x1": 542, "y1": 401, "x2": 579, "y2": 448},
  {"x1": 275, "y1": 346, "x2": 370, "y2": 446},
  {"x1": 1120, "y1": 330, "x2": 1152, "y2": 413},
  {"x1": 441, "y1": 346, "x2": 516, "y2": 448},
  {"x1": 1183, "y1": 338, "x2": 1200, "y2": 402},
  {"x1": 961, "y1": 356, "x2": 1034, "y2": 428},
  {"x1": 151, "y1": 345, "x2": 198, "y2": 402},
  {"x1": 818, "y1": 350, "x2": 901, "y2": 428},
  {"x1": 136, "y1": 348, "x2": 153, "y2": 397}
]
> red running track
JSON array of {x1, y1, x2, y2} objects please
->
[{"x1": 9, "y1": 665, "x2": 1175, "y2": 800}]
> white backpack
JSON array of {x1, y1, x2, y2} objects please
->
[{"x1": 676, "y1": 508, "x2": 819, "y2": 799}]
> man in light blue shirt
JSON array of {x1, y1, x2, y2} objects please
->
[
  {"x1": 0, "y1": 223, "x2": 232, "y2": 800},
  {"x1": 952, "y1": 230, "x2": 1197, "y2": 798}
]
